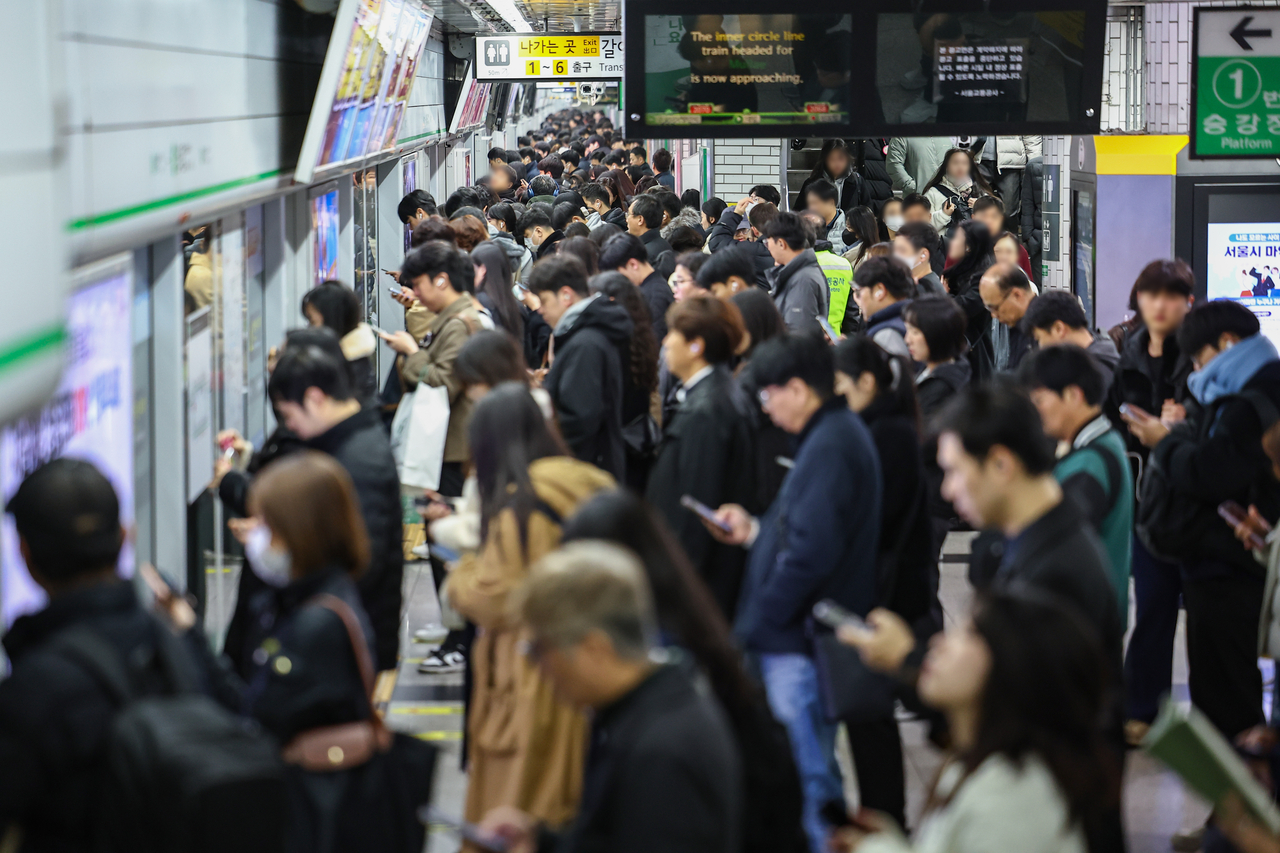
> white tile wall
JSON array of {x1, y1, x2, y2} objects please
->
[
  {"x1": 712, "y1": 138, "x2": 783, "y2": 200},
  {"x1": 1144, "y1": 0, "x2": 1280, "y2": 134}
]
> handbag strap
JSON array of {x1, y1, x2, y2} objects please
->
[{"x1": 307, "y1": 593, "x2": 388, "y2": 732}]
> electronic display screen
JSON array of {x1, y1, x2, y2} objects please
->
[
  {"x1": 1206, "y1": 222, "x2": 1280, "y2": 347},
  {"x1": 1, "y1": 263, "x2": 134, "y2": 627},
  {"x1": 295, "y1": 0, "x2": 434, "y2": 184},
  {"x1": 642, "y1": 14, "x2": 854, "y2": 129},
  {"x1": 625, "y1": 0, "x2": 1104, "y2": 137},
  {"x1": 874, "y1": 10, "x2": 1094, "y2": 127}
]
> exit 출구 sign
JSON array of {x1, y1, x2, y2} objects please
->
[{"x1": 1193, "y1": 8, "x2": 1280, "y2": 158}]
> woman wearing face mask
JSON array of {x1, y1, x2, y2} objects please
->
[
  {"x1": 832, "y1": 591, "x2": 1117, "y2": 853},
  {"x1": 234, "y1": 451, "x2": 376, "y2": 743},
  {"x1": 879, "y1": 198, "x2": 905, "y2": 242},
  {"x1": 922, "y1": 148, "x2": 998, "y2": 238}
]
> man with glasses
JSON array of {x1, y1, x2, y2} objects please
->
[
  {"x1": 979, "y1": 262, "x2": 1038, "y2": 371},
  {"x1": 707, "y1": 334, "x2": 881, "y2": 853},
  {"x1": 480, "y1": 542, "x2": 742, "y2": 853}
]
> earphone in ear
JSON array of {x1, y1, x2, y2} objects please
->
[{"x1": 690, "y1": 343, "x2": 702, "y2": 354}]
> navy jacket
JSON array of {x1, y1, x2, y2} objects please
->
[{"x1": 735, "y1": 398, "x2": 882, "y2": 654}]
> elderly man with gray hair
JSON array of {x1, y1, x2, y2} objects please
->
[{"x1": 480, "y1": 541, "x2": 743, "y2": 853}]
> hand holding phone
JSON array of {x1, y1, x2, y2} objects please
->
[
  {"x1": 1220, "y1": 501, "x2": 1271, "y2": 551},
  {"x1": 419, "y1": 806, "x2": 511, "y2": 853},
  {"x1": 681, "y1": 495, "x2": 732, "y2": 534},
  {"x1": 815, "y1": 315, "x2": 841, "y2": 344},
  {"x1": 812, "y1": 599, "x2": 869, "y2": 634}
]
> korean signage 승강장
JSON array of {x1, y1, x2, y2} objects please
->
[
  {"x1": 474, "y1": 34, "x2": 624, "y2": 81},
  {"x1": 1192, "y1": 8, "x2": 1280, "y2": 158}
]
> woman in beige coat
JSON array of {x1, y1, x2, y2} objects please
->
[{"x1": 448, "y1": 383, "x2": 614, "y2": 833}]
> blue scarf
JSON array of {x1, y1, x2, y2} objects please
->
[{"x1": 1187, "y1": 333, "x2": 1279, "y2": 404}]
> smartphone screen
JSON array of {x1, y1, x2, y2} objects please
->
[
  {"x1": 680, "y1": 494, "x2": 732, "y2": 534},
  {"x1": 1219, "y1": 501, "x2": 1267, "y2": 550},
  {"x1": 388, "y1": 286, "x2": 404, "y2": 297},
  {"x1": 418, "y1": 807, "x2": 509, "y2": 853},
  {"x1": 812, "y1": 599, "x2": 869, "y2": 633},
  {"x1": 815, "y1": 314, "x2": 840, "y2": 342}
]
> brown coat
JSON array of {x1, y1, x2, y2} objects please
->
[
  {"x1": 449, "y1": 456, "x2": 616, "y2": 831},
  {"x1": 399, "y1": 296, "x2": 481, "y2": 463}
]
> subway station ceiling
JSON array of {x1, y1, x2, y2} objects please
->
[{"x1": 423, "y1": 0, "x2": 622, "y2": 34}]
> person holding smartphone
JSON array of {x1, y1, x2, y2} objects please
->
[{"x1": 645, "y1": 296, "x2": 757, "y2": 622}]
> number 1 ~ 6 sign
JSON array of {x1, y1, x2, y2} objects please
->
[
  {"x1": 474, "y1": 34, "x2": 624, "y2": 82},
  {"x1": 1193, "y1": 8, "x2": 1280, "y2": 158}
]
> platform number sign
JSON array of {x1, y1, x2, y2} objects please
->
[{"x1": 1193, "y1": 8, "x2": 1280, "y2": 158}]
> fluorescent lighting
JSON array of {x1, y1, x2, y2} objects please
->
[{"x1": 486, "y1": 0, "x2": 532, "y2": 32}]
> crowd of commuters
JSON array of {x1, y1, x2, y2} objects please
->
[{"x1": 5, "y1": 112, "x2": 1280, "y2": 853}]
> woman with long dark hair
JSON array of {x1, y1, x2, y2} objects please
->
[
  {"x1": 470, "y1": 242, "x2": 525, "y2": 342},
  {"x1": 923, "y1": 148, "x2": 998, "y2": 238},
  {"x1": 942, "y1": 219, "x2": 996, "y2": 381},
  {"x1": 833, "y1": 591, "x2": 1117, "y2": 853},
  {"x1": 833, "y1": 336, "x2": 940, "y2": 829},
  {"x1": 597, "y1": 171, "x2": 631, "y2": 214},
  {"x1": 729, "y1": 288, "x2": 789, "y2": 509},
  {"x1": 560, "y1": 490, "x2": 806, "y2": 853},
  {"x1": 446, "y1": 383, "x2": 615, "y2": 836},
  {"x1": 589, "y1": 272, "x2": 660, "y2": 491},
  {"x1": 797, "y1": 139, "x2": 869, "y2": 213},
  {"x1": 841, "y1": 205, "x2": 881, "y2": 272}
]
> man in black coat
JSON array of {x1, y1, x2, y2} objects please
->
[
  {"x1": 645, "y1": 299, "x2": 757, "y2": 620},
  {"x1": 532, "y1": 256, "x2": 634, "y2": 482},
  {"x1": 0, "y1": 460, "x2": 201, "y2": 851},
  {"x1": 624, "y1": 194, "x2": 676, "y2": 282},
  {"x1": 519, "y1": 207, "x2": 564, "y2": 261},
  {"x1": 1101, "y1": 260, "x2": 1194, "y2": 736},
  {"x1": 269, "y1": 346, "x2": 404, "y2": 672},
  {"x1": 480, "y1": 542, "x2": 742, "y2": 853},
  {"x1": 600, "y1": 233, "x2": 674, "y2": 341}
]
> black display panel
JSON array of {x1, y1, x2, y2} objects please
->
[
  {"x1": 639, "y1": 14, "x2": 855, "y2": 130},
  {"x1": 623, "y1": 0, "x2": 1106, "y2": 138}
]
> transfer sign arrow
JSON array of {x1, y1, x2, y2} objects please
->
[{"x1": 1230, "y1": 15, "x2": 1273, "y2": 51}]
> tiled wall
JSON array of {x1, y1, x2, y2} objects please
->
[{"x1": 712, "y1": 139, "x2": 783, "y2": 201}]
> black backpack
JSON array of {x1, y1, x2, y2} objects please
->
[
  {"x1": 1136, "y1": 389, "x2": 1279, "y2": 563},
  {"x1": 51, "y1": 624, "x2": 286, "y2": 853}
]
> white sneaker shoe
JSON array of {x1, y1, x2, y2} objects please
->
[
  {"x1": 413, "y1": 625, "x2": 448, "y2": 643},
  {"x1": 418, "y1": 650, "x2": 466, "y2": 673}
]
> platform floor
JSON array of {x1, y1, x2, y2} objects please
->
[{"x1": 336, "y1": 533, "x2": 1212, "y2": 853}]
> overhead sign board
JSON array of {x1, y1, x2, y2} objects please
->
[
  {"x1": 1193, "y1": 8, "x2": 1280, "y2": 158},
  {"x1": 475, "y1": 34, "x2": 624, "y2": 81}
]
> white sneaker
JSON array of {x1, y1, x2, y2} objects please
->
[
  {"x1": 413, "y1": 625, "x2": 448, "y2": 643},
  {"x1": 418, "y1": 650, "x2": 466, "y2": 673},
  {"x1": 900, "y1": 98, "x2": 938, "y2": 123},
  {"x1": 899, "y1": 66, "x2": 928, "y2": 90}
]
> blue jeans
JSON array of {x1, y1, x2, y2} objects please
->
[
  {"x1": 758, "y1": 653, "x2": 843, "y2": 853},
  {"x1": 1123, "y1": 534, "x2": 1182, "y2": 722}
]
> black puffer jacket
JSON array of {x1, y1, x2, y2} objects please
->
[
  {"x1": 855, "y1": 139, "x2": 894, "y2": 215},
  {"x1": 1020, "y1": 157, "x2": 1045, "y2": 279},
  {"x1": 545, "y1": 296, "x2": 635, "y2": 482},
  {"x1": 306, "y1": 407, "x2": 403, "y2": 671},
  {"x1": 916, "y1": 359, "x2": 972, "y2": 421},
  {"x1": 1104, "y1": 326, "x2": 1194, "y2": 459},
  {"x1": 0, "y1": 582, "x2": 202, "y2": 852}
]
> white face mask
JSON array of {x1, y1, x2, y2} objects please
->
[
  {"x1": 884, "y1": 215, "x2": 904, "y2": 232},
  {"x1": 246, "y1": 524, "x2": 292, "y2": 588}
]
